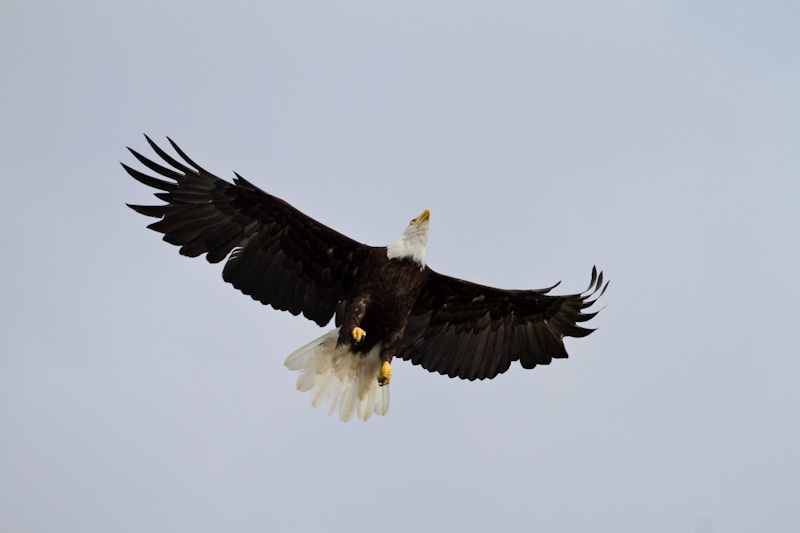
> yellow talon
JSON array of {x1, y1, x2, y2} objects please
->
[
  {"x1": 378, "y1": 361, "x2": 392, "y2": 386},
  {"x1": 352, "y1": 327, "x2": 366, "y2": 343}
]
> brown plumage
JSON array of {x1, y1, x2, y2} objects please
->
[{"x1": 125, "y1": 136, "x2": 607, "y2": 419}]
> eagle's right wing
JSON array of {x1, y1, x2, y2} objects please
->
[{"x1": 124, "y1": 136, "x2": 373, "y2": 326}]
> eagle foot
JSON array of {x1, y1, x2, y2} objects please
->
[
  {"x1": 377, "y1": 361, "x2": 392, "y2": 386},
  {"x1": 352, "y1": 327, "x2": 366, "y2": 344}
]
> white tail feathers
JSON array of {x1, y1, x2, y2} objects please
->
[{"x1": 284, "y1": 329, "x2": 390, "y2": 422}]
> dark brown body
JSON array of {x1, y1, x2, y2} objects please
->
[{"x1": 336, "y1": 250, "x2": 428, "y2": 363}]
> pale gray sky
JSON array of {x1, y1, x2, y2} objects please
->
[{"x1": 1, "y1": 2, "x2": 798, "y2": 532}]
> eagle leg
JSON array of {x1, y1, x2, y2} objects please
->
[
  {"x1": 352, "y1": 327, "x2": 366, "y2": 344},
  {"x1": 377, "y1": 361, "x2": 392, "y2": 386}
]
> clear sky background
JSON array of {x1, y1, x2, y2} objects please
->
[{"x1": 1, "y1": 2, "x2": 798, "y2": 532}]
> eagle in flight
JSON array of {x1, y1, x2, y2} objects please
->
[{"x1": 124, "y1": 136, "x2": 608, "y2": 422}]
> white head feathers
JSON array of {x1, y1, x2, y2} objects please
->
[{"x1": 386, "y1": 209, "x2": 430, "y2": 269}]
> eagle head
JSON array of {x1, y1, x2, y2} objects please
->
[{"x1": 386, "y1": 209, "x2": 430, "y2": 268}]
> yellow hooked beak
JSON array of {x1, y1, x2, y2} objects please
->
[{"x1": 413, "y1": 209, "x2": 431, "y2": 227}]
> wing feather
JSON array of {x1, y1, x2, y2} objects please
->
[{"x1": 124, "y1": 136, "x2": 372, "y2": 326}]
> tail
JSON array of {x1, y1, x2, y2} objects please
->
[{"x1": 284, "y1": 329, "x2": 390, "y2": 422}]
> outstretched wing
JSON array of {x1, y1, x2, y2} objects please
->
[
  {"x1": 399, "y1": 267, "x2": 608, "y2": 380},
  {"x1": 124, "y1": 136, "x2": 372, "y2": 326}
]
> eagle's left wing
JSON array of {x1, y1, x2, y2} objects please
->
[{"x1": 399, "y1": 267, "x2": 607, "y2": 380}]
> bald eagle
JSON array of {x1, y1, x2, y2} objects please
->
[{"x1": 124, "y1": 137, "x2": 608, "y2": 422}]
